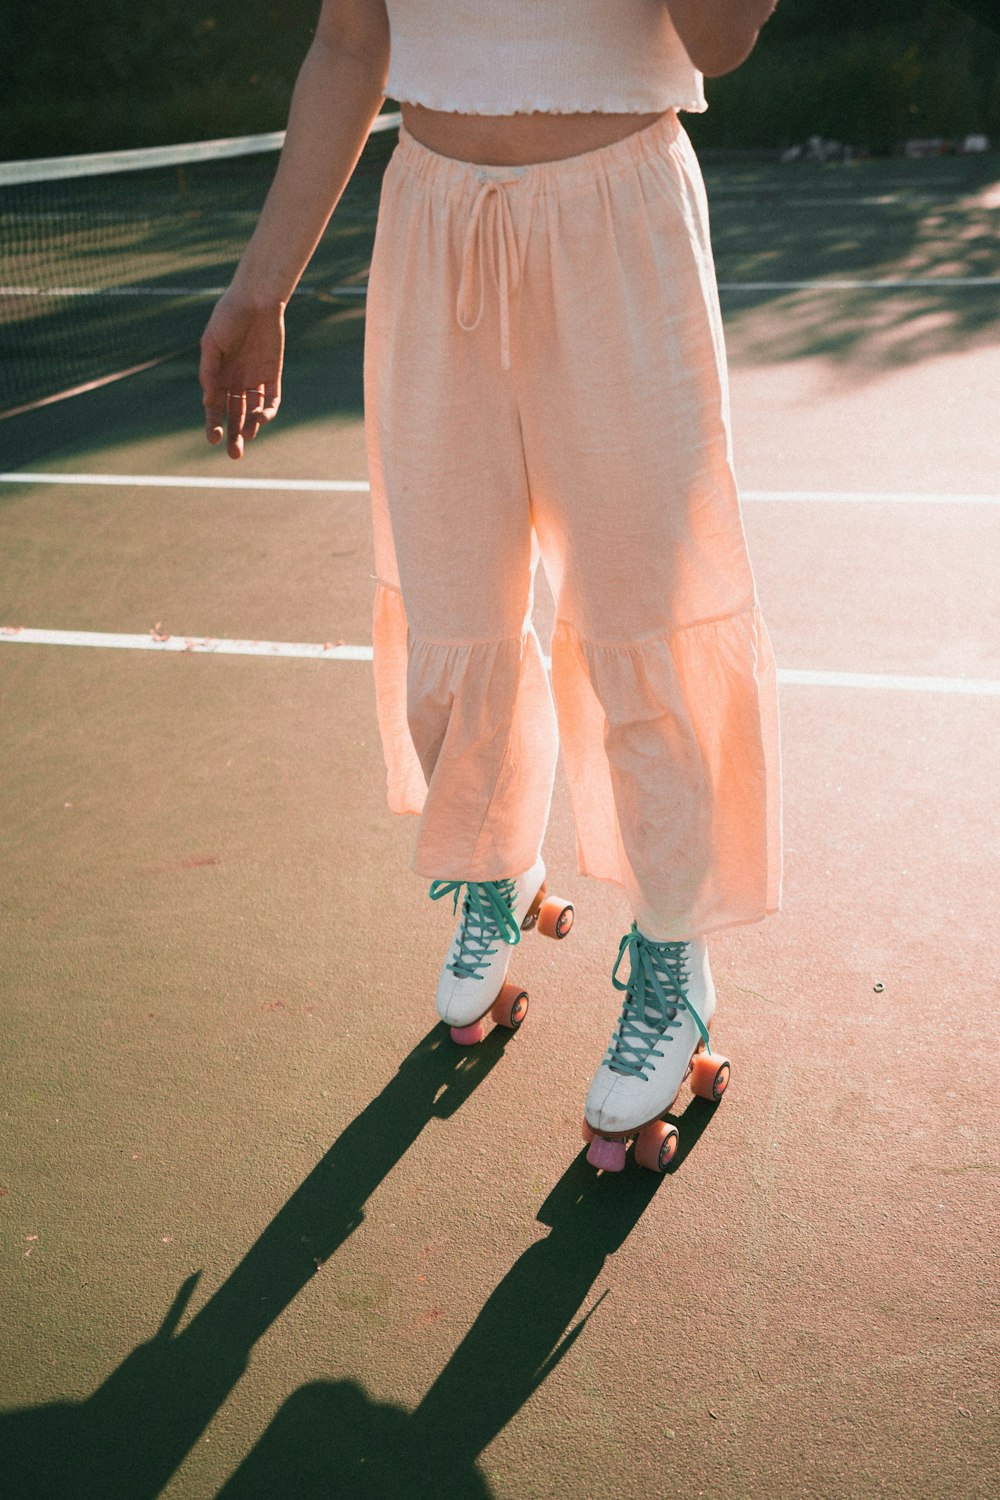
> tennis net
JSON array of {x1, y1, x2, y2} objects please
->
[{"x1": 0, "y1": 111, "x2": 400, "y2": 420}]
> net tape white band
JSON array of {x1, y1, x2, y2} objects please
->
[{"x1": 0, "y1": 111, "x2": 401, "y2": 186}]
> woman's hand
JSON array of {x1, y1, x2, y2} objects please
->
[
  {"x1": 196, "y1": 11, "x2": 390, "y2": 459},
  {"x1": 199, "y1": 289, "x2": 286, "y2": 459}
]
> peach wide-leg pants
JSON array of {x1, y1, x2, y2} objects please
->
[{"x1": 362, "y1": 108, "x2": 782, "y2": 940}]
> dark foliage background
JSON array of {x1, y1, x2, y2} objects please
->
[
  {"x1": 693, "y1": 0, "x2": 1000, "y2": 153},
  {"x1": 2, "y1": 0, "x2": 999, "y2": 159}
]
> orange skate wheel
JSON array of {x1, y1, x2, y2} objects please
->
[
  {"x1": 537, "y1": 897, "x2": 574, "y2": 939},
  {"x1": 690, "y1": 1052, "x2": 731, "y2": 1102},
  {"x1": 491, "y1": 982, "x2": 529, "y2": 1030},
  {"x1": 634, "y1": 1120, "x2": 679, "y2": 1172},
  {"x1": 581, "y1": 1114, "x2": 596, "y2": 1145}
]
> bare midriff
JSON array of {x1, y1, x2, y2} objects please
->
[{"x1": 399, "y1": 103, "x2": 673, "y2": 166}]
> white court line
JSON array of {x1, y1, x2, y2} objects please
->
[
  {"x1": 0, "y1": 628, "x2": 371, "y2": 661},
  {"x1": 717, "y1": 277, "x2": 1000, "y2": 290},
  {"x1": 713, "y1": 196, "x2": 975, "y2": 209},
  {"x1": 779, "y1": 668, "x2": 999, "y2": 695},
  {"x1": 0, "y1": 285, "x2": 230, "y2": 298},
  {"x1": 741, "y1": 489, "x2": 1000, "y2": 506},
  {"x1": 0, "y1": 471, "x2": 371, "y2": 492},
  {"x1": 3, "y1": 473, "x2": 999, "y2": 506},
  {"x1": 1, "y1": 627, "x2": 997, "y2": 695},
  {"x1": 0, "y1": 283, "x2": 366, "y2": 299},
  {"x1": 5, "y1": 276, "x2": 999, "y2": 299},
  {"x1": 705, "y1": 179, "x2": 963, "y2": 193}
]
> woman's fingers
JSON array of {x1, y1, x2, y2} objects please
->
[
  {"x1": 199, "y1": 295, "x2": 284, "y2": 456},
  {"x1": 242, "y1": 384, "x2": 267, "y2": 445},
  {"x1": 199, "y1": 342, "x2": 227, "y2": 446},
  {"x1": 239, "y1": 377, "x2": 282, "y2": 445},
  {"x1": 205, "y1": 405, "x2": 226, "y2": 446},
  {"x1": 227, "y1": 391, "x2": 247, "y2": 459},
  {"x1": 259, "y1": 377, "x2": 282, "y2": 423},
  {"x1": 204, "y1": 381, "x2": 277, "y2": 456}
]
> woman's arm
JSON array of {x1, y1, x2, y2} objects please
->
[
  {"x1": 200, "y1": 0, "x2": 389, "y2": 456},
  {"x1": 666, "y1": 0, "x2": 779, "y2": 78},
  {"x1": 230, "y1": 0, "x2": 390, "y2": 306}
]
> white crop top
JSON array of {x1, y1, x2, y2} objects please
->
[{"x1": 382, "y1": 0, "x2": 707, "y2": 117}]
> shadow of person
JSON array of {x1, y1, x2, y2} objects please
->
[
  {"x1": 214, "y1": 1138, "x2": 702, "y2": 1498},
  {"x1": 214, "y1": 1379, "x2": 492, "y2": 1500},
  {"x1": 0, "y1": 1023, "x2": 513, "y2": 1500},
  {"x1": 407, "y1": 1150, "x2": 668, "y2": 1476}
]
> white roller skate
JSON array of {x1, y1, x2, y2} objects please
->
[
  {"x1": 429, "y1": 857, "x2": 574, "y2": 1044},
  {"x1": 583, "y1": 924, "x2": 731, "y2": 1172}
]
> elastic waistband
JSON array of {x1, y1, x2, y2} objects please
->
[{"x1": 394, "y1": 108, "x2": 683, "y2": 195}]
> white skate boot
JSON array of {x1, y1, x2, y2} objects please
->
[
  {"x1": 429, "y1": 857, "x2": 574, "y2": 1044},
  {"x1": 583, "y1": 923, "x2": 731, "y2": 1172}
]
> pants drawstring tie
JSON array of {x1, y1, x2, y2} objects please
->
[{"x1": 456, "y1": 171, "x2": 523, "y2": 372}]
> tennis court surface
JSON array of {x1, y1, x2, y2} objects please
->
[{"x1": 2, "y1": 125, "x2": 998, "y2": 1498}]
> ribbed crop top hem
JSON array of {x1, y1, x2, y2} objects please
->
[
  {"x1": 382, "y1": 0, "x2": 708, "y2": 119},
  {"x1": 383, "y1": 90, "x2": 708, "y2": 118}
]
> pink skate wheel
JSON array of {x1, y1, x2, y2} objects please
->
[
  {"x1": 538, "y1": 898, "x2": 574, "y2": 940},
  {"x1": 690, "y1": 1052, "x2": 731, "y2": 1101},
  {"x1": 450, "y1": 1019, "x2": 486, "y2": 1046},
  {"x1": 586, "y1": 1136, "x2": 627, "y2": 1172},
  {"x1": 491, "y1": 983, "x2": 529, "y2": 1030},
  {"x1": 581, "y1": 1114, "x2": 596, "y2": 1144},
  {"x1": 635, "y1": 1120, "x2": 679, "y2": 1173}
]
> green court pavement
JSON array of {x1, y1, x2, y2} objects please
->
[{"x1": 2, "y1": 153, "x2": 998, "y2": 1499}]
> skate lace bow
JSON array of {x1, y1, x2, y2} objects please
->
[
  {"x1": 428, "y1": 878, "x2": 521, "y2": 981},
  {"x1": 606, "y1": 924, "x2": 711, "y2": 1080},
  {"x1": 456, "y1": 170, "x2": 524, "y2": 372}
]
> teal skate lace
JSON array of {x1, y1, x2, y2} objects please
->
[
  {"x1": 604, "y1": 923, "x2": 711, "y2": 1081},
  {"x1": 428, "y1": 878, "x2": 521, "y2": 981}
]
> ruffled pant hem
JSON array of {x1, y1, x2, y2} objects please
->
[
  {"x1": 550, "y1": 607, "x2": 782, "y2": 940},
  {"x1": 372, "y1": 579, "x2": 558, "y2": 881},
  {"x1": 372, "y1": 579, "x2": 782, "y2": 937}
]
